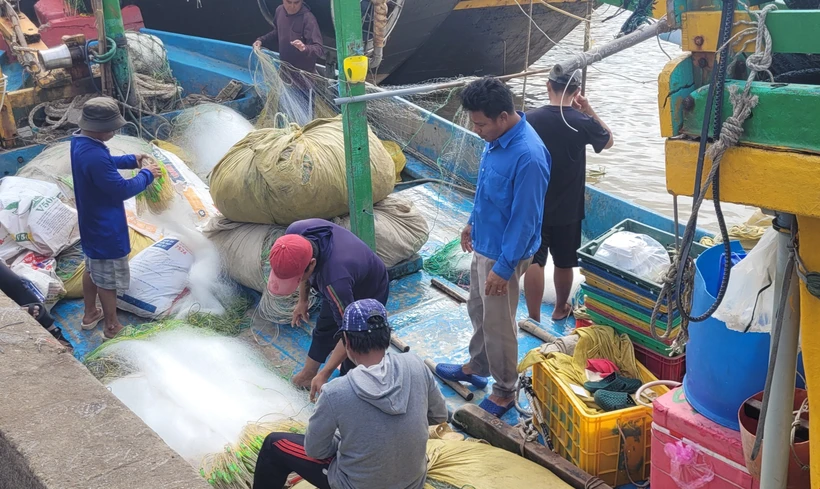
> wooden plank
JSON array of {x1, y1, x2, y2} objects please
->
[
  {"x1": 431, "y1": 278, "x2": 468, "y2": 303},
  {"x1": 390, "y1": 334, "x2": 410, "y2": 352},
  {"x1": 680, "y1": 81, "x2": 820, "y2": 154},
  {"x1": 681, "y1": 10, "x2": 820, "y2": 55}
]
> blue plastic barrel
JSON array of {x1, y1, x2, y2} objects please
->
[{"x1": 684, "y1": 241, "x2": 804, "y2": 431}]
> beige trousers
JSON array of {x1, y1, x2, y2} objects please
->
[{"x1": 465, "y1": 252, "x2": 532, "y2": 398}]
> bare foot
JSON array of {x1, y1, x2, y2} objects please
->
[
  {"x1": 488, "y1": 393, "x2": 514, "y2": 407},
  {"x1": 103, "y1": 322, "x2": 124, "y2": 339},
  {"x1": 461, "y1": 365, "x2": 479, "y2": 376},
  {"x1": 552, "y1": 303, "x2": 573, "y2": 321},
  {"x1": 291, "y1": 370, "x2": 316, "y2": 389}
]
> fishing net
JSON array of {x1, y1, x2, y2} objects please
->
[
  {"x1": 424, "y1": 238, "x2": 472, "y2": 288},
  {"x1": 169, "y1": 104, "x2": 256, "y2": 182},
  {"x1": 250, "y1": 49, "x2": 482, "y2": 185},
  {"x1": 84, "y1": 323, "x2": 312, "y2": 472}
]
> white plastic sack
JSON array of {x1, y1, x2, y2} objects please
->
[
  {"x1": 332, "y1": 195, "x2": 429, "y2": 267},
  {"x1": 0, "y1": 177, "x2": 80, "y2": 257},
  {"x1": 126, "y1": 32, "x2": 171, "y2": 78},
  {"x1": 11, "y1": 251, "x2": 65, "y2": 310},
  {"x1": 713, "y1": 228, "x2": 778, "y2": 333},
  {"x1": 0, "y1": 226, "x2": 22, "y2": 263},
  {"x1": 117, "y1": 238, "x2": 195, "y2": 319},
  {"x1": 594, "y1": 231, "x2": 670, "y2": 283}
]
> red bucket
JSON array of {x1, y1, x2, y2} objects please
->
[{"x1": 738, "y1": 389, "x2": 810, "y2": 489}]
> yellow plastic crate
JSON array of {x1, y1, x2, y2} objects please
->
[{"x1": 532, "y1": 360, "x2": 668, "y2": 487}]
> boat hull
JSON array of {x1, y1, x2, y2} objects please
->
[
  {"x1": 125, "y1": 0, "x2": 459, "y2": 83},
  {"x1": 47, "y1": 0, "x2": 587, "y2": 84},
  {"x1": 384, "y1": 1, "x2": 587, "y2": 84}
]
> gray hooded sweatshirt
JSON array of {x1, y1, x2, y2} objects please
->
[{"x1": 304, "y1": 351, "x2": 448, "y2": 489}]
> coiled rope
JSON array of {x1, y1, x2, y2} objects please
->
[{"x1": 649, "y1": 3, "x2": 776, "y2": 353}]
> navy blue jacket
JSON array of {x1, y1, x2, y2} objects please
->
[
  {"x1": 286, "y1": 219, "x2": 389, "y2": 326},
  {"x1": 70, "y1": 135, "x2": 154, "y2": 259}
]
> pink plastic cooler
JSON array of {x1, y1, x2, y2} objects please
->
[{"x1": 651, "y1": 387, "x2": 759, "y2": 489}]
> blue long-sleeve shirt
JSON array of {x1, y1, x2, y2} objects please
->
[
  {"x1": 468, "y1": 112, "x2": 551, "y2": 280},
  {"x1": 70, "y1": 134, "x2": 154, "y2": 259}
]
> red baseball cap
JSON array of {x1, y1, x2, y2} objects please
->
[{"x1": 267, "y1": 234, "x2": 313, "y2": 296}]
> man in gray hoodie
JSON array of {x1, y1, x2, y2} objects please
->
[{"x1": 252, "y1": 299, "x2": 448, "y2": 489}]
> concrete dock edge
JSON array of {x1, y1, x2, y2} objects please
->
[{"x1": 0, "y1": 293, "x2": 210, "y2": 489}]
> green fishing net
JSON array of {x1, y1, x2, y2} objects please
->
[{"x1": 423, "y1": 238, "x2": 472, "y2": 288}]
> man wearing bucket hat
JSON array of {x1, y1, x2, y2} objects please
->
[
  {"x1": 253, "y1": 298, "x2": 447, "y2": 489},
  {"x1": 267, "y1": 218, "x2": 389, "y2": 395},
  {"x1": 523, "y1": 68, "x2": 613, "y2": 323},
  {"x1": 71, "y1": 97, "x2": 162, "y2": 339}
]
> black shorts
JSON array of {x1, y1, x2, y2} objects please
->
[{"x1": 533, "y1": 220, "x2": 583, "y2": 269}]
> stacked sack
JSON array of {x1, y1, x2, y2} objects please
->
[{"x1": 204, "y1": 115, "x2": 429, "y2": 323}]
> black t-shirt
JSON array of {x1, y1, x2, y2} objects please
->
[{"x1": 525, "y1": 105, "x2": 610, "y2": 226}]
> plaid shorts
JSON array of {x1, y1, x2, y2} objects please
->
[{"x1": 85, "y1": 256, "x2": 130, "y2": 291}]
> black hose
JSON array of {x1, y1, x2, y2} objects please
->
[{"x1": 673, "y1": 0, "x2": 737, "y2": 323}]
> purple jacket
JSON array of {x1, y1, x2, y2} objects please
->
[
  {"x1": 257, "y1": 4, "x2": 324, "y2": 73},
  {"x1": 286, "y1": 219, "x2": 389, "y2": 326}
]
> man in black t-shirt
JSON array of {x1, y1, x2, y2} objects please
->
[{"x1": 524, "y1": 69, "x2": 613, "y2": 322}]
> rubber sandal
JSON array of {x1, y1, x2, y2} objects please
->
[
  {"x1": 584, "y1": 373, "x2": 642, "y2": 394},
  {"x1": 594, "y1": 390, "x2": 636, "y2": 412},
  {"x1": 435, "y1": 363, "x2": 489, "y2": 389},
  {"x1": 46, "y1": 326, "x2": 73, "y2": 350},
  {"x1": 23, "y1": 302, "x2": 54, "y2": 329},
  {"x1": 81, "y1": 308, "x2": 104, "y2": 330},
  {"x1": 478, "y1": 397, "x2": 515, "y2": 418}
]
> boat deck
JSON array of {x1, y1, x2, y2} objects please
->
[{"x1": 52, "y1": 179, "x2": 570, "y2": 427}]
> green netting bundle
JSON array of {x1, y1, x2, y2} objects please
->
[{"x1": 423, "y1": 238, "x2": 472, "y2": 288}]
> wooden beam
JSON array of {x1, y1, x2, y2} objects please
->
[
  {"x1": 453, "y1": 404, "x2": 612, "y2": 489},
  {"x1": 665, "y1": 138, "x2": 820, "y2": 219},
  {"x1": 681, "y1": 10, "x2": 820, "y2": 55}
]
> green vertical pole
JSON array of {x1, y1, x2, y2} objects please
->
[
  {"x1": 333, "y1": 0, "x2": 376, "y2": 250},
  {"x1": 102, "y1": 0, "x2": 134, "y2": 104}
]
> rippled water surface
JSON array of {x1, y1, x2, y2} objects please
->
[{"x1": 506, "y1": 9, "x2": 756, "y2": 232}]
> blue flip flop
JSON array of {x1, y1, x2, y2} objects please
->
[
  {"x1": 479, "y1": 397, "x2": 516, "y2": 418},
  {"x1": 435, "y1": 363, "x2": 489, "y2": 389}
]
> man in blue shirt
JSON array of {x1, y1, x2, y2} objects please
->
[
  {"x1": 71, "y1": 97, "x2": 161, "y2": 339},
  {"x1": 437, "y1": 77, "x2": 551, "y2": 417}
]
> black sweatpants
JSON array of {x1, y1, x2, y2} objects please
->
[
  {"x1": 0, "y1": 262, "x2": 53, "y2": 329},
  {"x1": 307, "y1": 300, "x2": 356, "y2": 375},
  {"x1": 253, "y1": 433, "x2": 332, "y2": 489}
]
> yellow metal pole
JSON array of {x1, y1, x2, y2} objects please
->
[{"x1": 795, "y1": 216, "x2": 820, "y2": 485}]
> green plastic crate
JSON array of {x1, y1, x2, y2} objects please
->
[
  {"x1": 578, "y1": 219, "x2": 708, "y2": 295},
  {"x1": 582, "y1": 286, "x2": 681, "y2": 329},
  {"x1": 586, "y1": 309, "x2": 678, "y2": 357}
]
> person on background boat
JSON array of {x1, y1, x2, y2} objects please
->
[
  {"x1": 436, "y1": 77, "x2": 551, "y2": 418},
  {"x1": 267, "y1": 218, "x2": 389, "y2": 397},
  {"x1": 71, "y1": 97, "x2": 162, "y2": 339},
  {"x1": 252, "y1": 299, "x2": 448, "y2": 489},
  {"x1": 523, "y1": 69, "x2": 613, "y2": 322},
  {"x1": 253, "y1": 0, "x2": 324, "y2": 74}
]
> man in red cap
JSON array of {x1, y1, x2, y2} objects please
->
[{"x1": 268, "y1": 218, "x2": 389, "y2": 394}]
